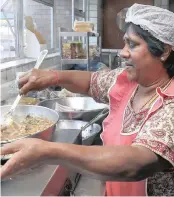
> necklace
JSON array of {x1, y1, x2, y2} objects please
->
[{"x1": 131, "y1": 77, "x2": 173, "y2": 114}]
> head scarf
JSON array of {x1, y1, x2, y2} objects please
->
[{"x1": 125, "y1": 4, "x2": 174, "y2": 50}]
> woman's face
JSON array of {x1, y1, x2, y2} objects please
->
[{"x1": 120, "y1": 25, "x2": 166, "y2": 85}]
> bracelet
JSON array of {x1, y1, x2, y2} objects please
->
[{"x1": 50, "y1": 70, "x2": 59, "y2": 85}]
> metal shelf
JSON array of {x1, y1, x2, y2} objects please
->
[
  {"x1": 60, "y1": 32, "x2": 99, "y2": 37},
  {"x1": 61, "y1": 59, "x2": 88, "y2": 65}
]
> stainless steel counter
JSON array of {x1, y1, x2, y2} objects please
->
[{"x1": 1, "y1": 127, "x2": 82, "y2": 196}]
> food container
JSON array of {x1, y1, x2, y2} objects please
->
[
  {"x1": 0, "y1": 105, "x2": 59, "y2": 145},
  {"x1": 56, "y1": 120, "x2": 101, "y2": 145},
  {"x1": 62, "y1": 42, "x2": 85, "y2": 59},
  {"x1": 38, "y1": 97, "x2": 108, "y2": 122},
  {"x1": 19, "y1": 97, "x2": 40, "y2": 105},
  {"x1": 73, "y1": 21, "x2": 94, "y2": 32}
]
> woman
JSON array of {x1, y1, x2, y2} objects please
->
[{"x1": 1, "y1": 4, "x2": 174, "y2": 196}]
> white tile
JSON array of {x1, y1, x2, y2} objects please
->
[
  {"x1": 6, "y1": 68, "x2": 15, "y2": 81},
  {"x1": 161, "y1": 5, "x2": 169, "y2": 9},
  {"x1": 22, "y1": 64, "x2": 29, "y2": 72},
  {"x1": 162, "y1": 0, "x2": 169, "y2": 6},
  {"x1": 154, "y1": 0, "x2": 162, "y2": 6},
  {"x1": 90, "y1": 0, "x2": 98, "y2": 5},
  {"x1": 89, "y1": 4, "x2": 97, "y2": 10},
  {"x1": 1, "y1": 70, "x2": 7, "y2": 84},
  {"x1": 15, "y1": 65, "x2": 23, "y2": 73},
  {"x1": 89, "y1": 10, "x2": 98, "y2": 17}
]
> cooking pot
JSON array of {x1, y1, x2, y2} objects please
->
[
  {"x1": 0, "y1": 105, "x2": 59, "y2": 145},
  {"x1": 55, "y1": 120, "x2": 101, "y2": 145},
  {"x1": 38, "y1": 97, "x2": 108, "y2": 121}
]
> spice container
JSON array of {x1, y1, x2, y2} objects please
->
[
  {"x1": 70, "y1": 42, "x2": 85, "y2": 59},
  {"x1": 62, "y1": 43, "x2": 71, "y2": 59},
  {"x1": 62, "y1": 42, "x2": 85, "y2": 59}
]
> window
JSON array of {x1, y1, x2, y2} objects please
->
[
  {"x1": 0, "y1": 0, "x2": 54, "y2": 62},
  {"x1": 0, "y1": 0, "x2": 17, "y2": 61},
  {"x1": 23, "y1": 0, "x2": 54, "y2": 49}
]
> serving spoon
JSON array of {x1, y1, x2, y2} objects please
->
[{"x1": 4, "y1": 50, "x2": 48, "y2": 126}]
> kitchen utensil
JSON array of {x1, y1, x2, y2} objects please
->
[
  {"x1": 54, "y1": 120, "x2": 101, "y2": 146},
  {"x1": 1, "y1": 105, "x2": 59, "y2": 161},
  {"x1": 38, "y1": 97, "x2": 109, "y2": 121},
  {"x1": 80, "y1": 107, "x2": 109, "y2": 132},
  {"x1": 1, "y1": 105, "x2": 59, "y2": 145},
  {"x1": 4, "y1": 50, "x2": 48, "y2": 125}
]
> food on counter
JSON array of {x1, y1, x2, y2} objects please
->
[
  {"x1": 1, "y1": 115, "x2": 53, "y2": 141},
  {"x1": 62, "y1": 42, "x2": 98, "y2": 60},
  {"x1": 73, "y1": 21, "x2": 94, "y2": 32},
  {"x1": 57, "y1": 88, "x2": 81, "y2": 98},
  {"x1": 62, "y1": 42, "x2": 86, "y2": 59},
  {"x1": 62, "y1": 43, "x2": 71, "y2": 59},
  {"x1": 70, "y1": 42, "x2": 85, "y2": 59},
  {"x1": 19, "y1": 97, "x2": 40, "y2": 105}
]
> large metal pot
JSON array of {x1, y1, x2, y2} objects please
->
[
  {"x1": 0, "y1": 105, "x2": 59, "y2": 145},
  {"x1": 54, "y1": 120, "x2": 101, "y2": 146},
  {"x1": 38, "y1": 97, "x2": 108, "y2": 121}
]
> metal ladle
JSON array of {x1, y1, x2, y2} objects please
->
[
  {"x1": 4, "y1": 50, "x2": 48, "y2": 126},
  {"x1": 80, "y1": 107, "x2": 109, "y2": 133}
]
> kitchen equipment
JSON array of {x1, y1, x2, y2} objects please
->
[
  {"x1": 37, "y1": 89, "x2": 82, "y2": 101},
  {"x1": 38, "y1": 97, "x2": 108, "y2": 121},
  {"x1": 55, "y1": 120, "x2": 101, "y2": 146},
  {"x1": 62, "y1": 42, "x2": 85, "y2": 59},
  {"x1": 80, "y1": 108, "x2": 109, "y2": 132},
  {"x1": 4, "y1": 50, "x2": 48, "y2": 125},
  {"x1": 1, "y1": 105, "x2": 59, "y2": 145}
]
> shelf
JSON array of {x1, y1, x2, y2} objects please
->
[
  {"x1": 61, "y1": 59, "x2": 88, "y2": 64},
  {"x1": 60, "y1": 32, "x2": 99, "y2": 37}
]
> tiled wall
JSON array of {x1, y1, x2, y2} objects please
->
[
  {"x1": 0, "y1": 55, "x2": 64, "y2": 102},
  {"x1": 88, "y1": 0, "x2": 102, "y2": 45},
  {"x1": 169, "y1": 0, "x2": 174, "y2": 12},
  {"x1": 154, "y1": 0, "x2": 169, "y2": 9},
  {"x1": 54, "y1": 0, "x2": 101, "y2": 46}
]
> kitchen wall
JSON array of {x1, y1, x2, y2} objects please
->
[
  {"x1": 169, "y1": 0, "x2": 174, "y2": 12},
  {"x1": 1, "y1": 0, "x2": 172, "y2": 102},
  {"x1": 54, "y1": 0, "x2": 101, "y2": 46},
  {"x1": 0, "y1": 55, "x2": 62, "y2": 102},
  {"x1": 0, "y1": 0, "x2": 101, "y2": 103},
  {"x1": 154, "y1": 0, "x2": 169, "y2": 9}
]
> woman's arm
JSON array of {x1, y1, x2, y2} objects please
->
[
  {"x1": 19, "y1": 68, "x2": 125, "y2": 104},
  {"x1": 0, "y1": 138, "x2": 171, "y2": 181},
  {"x1": 19, "y1": 69, "x2": 92, "y2": 95},
  {"x1": 45, "y1": 142, "x2": 171, "y2": 181}
]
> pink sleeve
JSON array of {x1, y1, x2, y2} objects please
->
[
  {"x1": 132, "y1": 98, "x2": 174, "y2": 166},
  {"x1": 90, "y1": 68, "x2": 125, "y2": 104}
]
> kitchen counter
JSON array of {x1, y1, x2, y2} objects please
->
[{"x1": 1, "y1": 127, "x2": 82, "y2": 196}]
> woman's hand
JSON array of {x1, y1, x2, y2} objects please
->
[
  {"x1": 0, "y1": 138, "x2": 49, "y2": 180},
  {"x1": 19, "y1": 69, "x2": 58, "y2": 95}
]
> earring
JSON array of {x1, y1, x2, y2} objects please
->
[{"x1": 161, "y1": 57, "x2": 165, "y2": 61}]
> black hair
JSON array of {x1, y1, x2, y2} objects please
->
[{"x1": 126, "y1": 23, "x2": 174, "y2": 78}]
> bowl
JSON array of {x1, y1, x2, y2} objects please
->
[{"x1": 38, "y1": 97, "x2": 108, "y2": 121}]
